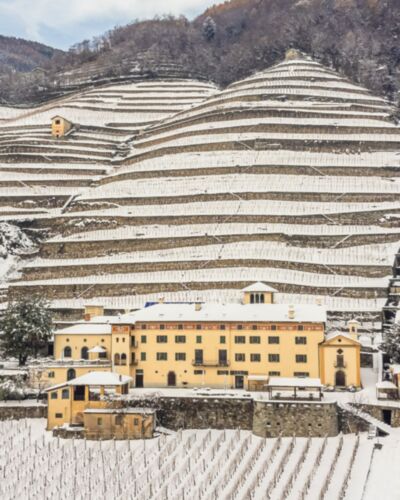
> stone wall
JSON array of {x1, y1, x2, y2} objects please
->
[
  {"x1": 0, "y1": 403, "x2": 47, "y2": 420},
  {"x1": 253, "y1": 400, "x2": 338, "y2": 437},
  {"x1": 357, "y1": 403, "x2": 400, "y2": 427}
]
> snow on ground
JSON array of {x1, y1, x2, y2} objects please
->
[{"x1": 0, "y1": 418, "x2": 395, "y2": 500}]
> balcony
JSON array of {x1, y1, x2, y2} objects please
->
[
  {"x1": 131, "y1": 360, "x2": 139, "y2": 366},
  {"x1": 130, "y1": 340, "x2": 138, "y2": 348},
  {"x1": 192, "y1": 360, "x2": 230, "y2": 367}
]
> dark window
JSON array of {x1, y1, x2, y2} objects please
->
[
  {"x1": 294, "y1": 371, "x2": 309, "y2": 377},
  {"x1": 133, "y1": 418, "x2": 139, "y2": 425},
  {"x1": 115, "y1": 415, "x2": 123, "y2": 425},
  {"x1": 141, "y1": 324, "x2": 147, "y2": 330},
  {"x1": 219, "y1": 349, "x2": 228, "y2": 365},
  {"x1": 67, "y1": 368, "x2": 76, "y2": 381},
  {"x1": 156, "y1": 335, "x2": 167, "y2": 343},
  {"x1": 175, "y1": 353, "x2": 186, "y2": 361},
  {"x1": 121, "y1": 353, "x2": 127, "y2": 365},
  {"x1": 140, "y1": 352, "x2": 146, "y2": 361},
  {"x1": 235, "y1": 353, "x2": 245, "y2": 362},
  {"x1": 55, "y1": 413, "x2": 63, "y2": 418},
  {"x1": 141, "y1": 335, "x2": 147, "y2": 343},
  {"x1": 81, "y1": 346, "x2": 89, "y2": 360},
  {"x1": 295, "y1": 336, "x2": 307, "y2": 345},
  {"x1": 63, "y1": 346, "x2": 72, "y2": 358},
  {"x1": 175, "y1": 335, "x2": 186, "y2": 343},
  {"x1": 178, "y1": 324, "x2": 183, "y2": 330},
  {"x1": 235, "y1": 336, "x2": 245, "y2": 344},
  {"x1": 220, "y1": 325, "x2": 226, "y2": 330},
  {"x1": 296, "y1": 354, "x2": 307, "y2": 363},
  {"x1": 97, "y1": 418, "x2": 102, "y2": 426},
  {"x1": 73, "y1": 386, "x2": 85, "y2": 401},
  {"x1": 160, "y1": 324, "x2": 165, "y2": 330},
  {"x1": 194, "y1": 370, "x2": 204, "y2": 375},
  {"x1": 220, "y1": 336, "x2": 226, "y2": 344},
  {"x1": 48, "y1": 371, "x2": 55, "y2": 378},
  {"x1": 250, "y1": 336, "x2": 260, "y2": 344},
  {"x1": 269, "y1": 371, "x2": 280, "y2": 376},
  {"x1": 194, "y1": 349, "x2": 203, "y2": 364},
  {"x1": 156, "y1": 352, "x2": 167, "y2": 361},
  {"x1": 114, "y1": 353, "x2": 120, "y2": 365},
  {"x1": 51, "y1": 392, "x2": 58, "y2": 399},
  {"x1": 196, "y1": 325, "x2": 202, "y2": 330},
  {"x1": 237, "y1": 325, "x2": 243, "y2": 330},
  {"x1": 268, "y1": 336, "x2": 280, "y2": 344},
  {"x1": 250, "y1": 354, "x2": 261, "y2": 362},
  {"x1": 268, "y1": 354, "x2": 280, "y2": 362},
  {"x1": 252, "y1": 325, "x2": 258, "y2": 330},
  {"x1": 61, "y1": 389, "x2": 69, "y2": 399},
  {"x1": 196, "y1": 336, "x2": 202, "y2": 344},
  {"x1": 271, "y1": 325, "x2": 277, "y2": 331},
  {"x1": 298, "y1": 325, "x2": 304, "y2": 331},
  {"x1": 131, "y1": 337, "x2": 136, "y2": 347},
  {"x1": 217, "y1": 370, "x2": 229, "y2": 375}
]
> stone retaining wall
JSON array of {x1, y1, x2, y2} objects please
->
[
  {"x1": 356, "y1": 403, "x2": 400, "y2": 427},
  {"x1": 0, "y1": 403, "x2": 47, "y2": 420}
]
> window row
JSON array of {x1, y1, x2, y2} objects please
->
[
  {"x1": 139, "y1": 324, "x2": 308, "y2": 331},
  {"x1": 62, "y1": 346, "x2": 107, "y2": 359},
  {"x1": 143, "y1": 353, "x2": 308, "y2": 363},
  {"x1": 140, "y1": 335, "x2": 308, "y2": 344}
]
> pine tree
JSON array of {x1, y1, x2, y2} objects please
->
[
  {"x1": 382, "y1": 321, "x2": 400, "y2": 363},
  {"x1": 0, "y1": 296, "x2": 52, "y2": 366},
  {"x1": 202, "y1": 16, "x2": 217, "y2": 41}
]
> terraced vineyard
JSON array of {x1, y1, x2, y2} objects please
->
[
  {"x1": 1, "y1": 53, "x2": 400, "y2": 329},
  {"x1": 0, "y1": 421, "x2": 380, "y2": 500}
]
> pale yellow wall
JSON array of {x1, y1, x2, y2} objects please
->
[
  {"x1": 133, "y1": 321, "x2": 324, "y2": 389},
  {"x1": 54, "y1": 333, "x2": 111, "y2": 361},
  {"x1": 319, "y1": 337, "x2": 360, "y2": 387},
  {"x1": 112, "y1": 325, "x2": 132, "y2": 378},
  {"x1": 38, "y1": 364, "x2": 112, "y2": 387},
  {"x1": 84, "y1": 412, "x2": 154, "y2": 439},
  {"x1": 51, "y1": 117, "x2": 72, "y2": 138}
]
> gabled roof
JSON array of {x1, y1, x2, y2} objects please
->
[
  {"x1": 323, "y1": 332, "x2": 360, "y2": 345},
  {"x1": 242, "y1": 282, "x2": 278, "y2": 293},
  {"x1": 45, "y1": 371, "x2": 132, "y2": 391}
]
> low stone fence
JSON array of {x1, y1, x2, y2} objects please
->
[{"x1": 0, "y1": 402, "x2": 47, "y2": 420}]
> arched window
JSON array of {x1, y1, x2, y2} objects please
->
[
  {"x1": 260, "y1": 293, "x2": 265, "y2": 303},
  {"x1": 250, "y1": 293, "x2": 255, "y2": 304},
  {"x1": 63, "y1": 346, "x2": 72, "y2": 358},
  {"x1": 121, "y1": 353, "x2": 127, "y2": 366},
  {"x1": 114, "y1": 353, "x2": 120, "y2": 366},
  {"x1": 81, "y1": 347, "x2": 89, "y2": 360},
  {"x1": 99, "y1": 349, "x2": 107, "y2": 359},
  {"x1": 67, "y1": 368, "x2": 76, "y2": 381}
]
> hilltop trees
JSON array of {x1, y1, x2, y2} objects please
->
[
  {"x1": 0, "y1": 296, "x2": 52, "y2": 365},
  {"x1": 382, "y1": 322, "x2": 400, "y2": 364}
]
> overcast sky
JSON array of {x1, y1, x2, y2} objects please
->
[{"x1": 0, "y1": 0, "x2": 217, "y2": 49}]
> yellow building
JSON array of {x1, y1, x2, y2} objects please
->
[
  {"x1": 45, "y1": 283, "x2": 361, "y2": 391},
  {"x1": 319, "y1": 332, "x2": 361, "y2": 387},
  {"x1": 45, "y1": 371, "x2": 131, "y2": 430},
  {"x1": 51, "y1": 115, "x2": 73, "y2": 138}
]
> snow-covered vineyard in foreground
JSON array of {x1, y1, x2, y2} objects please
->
[
  {"x1": 0, "y1": 419, "x2": 397, "y2": 500},
  {"x1": 1, "y1": 51, "x2": 400, "y2": 328}
]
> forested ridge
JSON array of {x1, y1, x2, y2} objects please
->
[{"x1": 1, "y1": 0, "x2": 400, "y2": 105}]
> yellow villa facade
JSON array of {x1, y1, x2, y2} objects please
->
[{"x1": 39, "y1": 283, "x2": 361, "y2": 391}]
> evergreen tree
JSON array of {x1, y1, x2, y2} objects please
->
[
  {"x1": 202, "y1": 16, "x2": 217, "y2": 41},
  {"x1": 382, "y1": 321, "x2": 400, "y2": 364},
  {"x1": 0, "y1": 296, "x2": 52, "y2": 366}
]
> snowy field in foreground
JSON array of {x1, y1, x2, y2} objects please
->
[{"x1": 0, "y1": 419, "x2": 397, "y2": 500}]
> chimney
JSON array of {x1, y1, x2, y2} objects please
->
[
  {"x1": 288, "y1": 305, "x2": 295, "y2": 320},
  {"x1": 195, "y1": 302, "x2": 202, "y2": 312},
  {"x1": 158, "y1": 296, "x2": 165, "y2": 304}
]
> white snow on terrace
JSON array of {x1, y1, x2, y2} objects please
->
[
  {"x1": 0, "y1": 172, "x2": 95, "y2": 181},
  {"x1": 230, "y1": 70, "x2": 343, "y2": 87},
  {"x1": 11, "y1": 266, "x2": 390, "y2": 289},
  {"x1": 134, "y1": 117, "x2": 397, "y2": 146},
  {"x1": 55, "y1": 322, "x2": 112, "y2": 335},
  {"x1": 77, "y1": 174, "x2": 400, "y2": 201},
  {"x1": 0, "y1": 186, "x2": 79, "y2": 197},
  {"x1": 29, "y1": 241, "x2": 399, "y2": 269},
  {"x1": 0, "y1": 421, "x2": 388, "y2": 500},
  {"x1": 49, "y1": 222, "x2": 400, "y2": 244},
  {"x1": 197, "y1": 86, "x2": 387, "y2": 106},
  {"x1": 44, "y1": 290, "x2": 386, "y2": 313},
  {"x1": 1, "y1": 106, "x2": 169, "y2": 128},
  {"x1": 225, "y1": 78, "x2": 372, "y2": 93},
  {"x1": 70, "y1": 199, "x2": 400, "y2": 217},
  {"x1": 158, "y1": 101, "x2": 390, "y2": 128},
  {"x1": 0, "y1": 163, "x2": 108, "y2": 173},
  {"x1": 0, "y1": 106, "x2": 29, "y2": 120},
  {"x1": 112, "y1": 150, "x2": 400, "y2": 178},
  {"x1": 130, "y1": 132, "x2": 400, "y2": 157}
]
